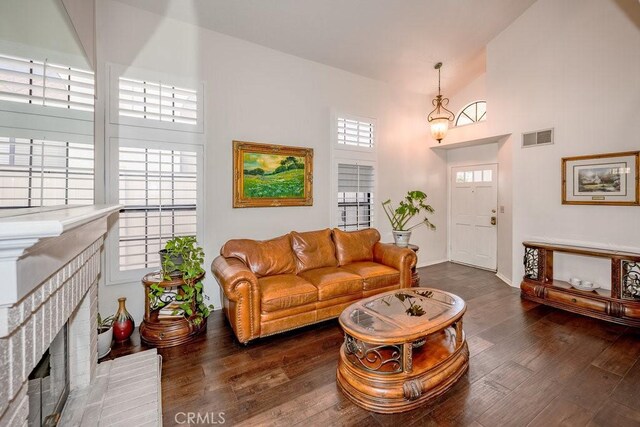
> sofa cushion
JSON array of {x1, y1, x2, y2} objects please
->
[
  {"x1": 291, "y1": 229, "x2": 338, "y2": 273},
  {"x1": 221, "y1": 234, "x2": 296, "y2": 277},
  {"x1": 341, "y1": 261, "x2": 400, "y2": 291},
  {"x1": 299, "y1": 267, "x2": 362, "y2": 301},
  {"x1": 258, "y1": 274, "x2": 318, "y2": 312},
  {"x1": 332, "y1": 228, "x2": 380, "y2": 266}
]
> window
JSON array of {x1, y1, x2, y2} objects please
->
[
  {"x1": 337, "y1": 163, "x2": 374, "y2": 231},
  {"x1": 455, "y1": 101, "x2": 486, "y2": 126},
  {"x1": 455, "y1": 168, "x2": 493, "y2": 183},
  {"x1": 118, "y1": 77, "x2": 197, "y2": 125},
  {"x1": 0, "y1": 54, "x2": 94, "y2": 112},
  {"x1": 0, "y1": 136, "x2": 93, "y2": 207},
  {"x1": 117, "y1": 144, "x2": 198, "y2": 272},
  {"x1": 337, "y1": 116, "x2": 375, "y2": 149},
  {"x1": 333, "y1": 113, "x2": 377, "y2": 230}
]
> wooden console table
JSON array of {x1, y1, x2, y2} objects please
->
[{"x1": 520, "y1": 241, "x2": 640, "y2": 327}]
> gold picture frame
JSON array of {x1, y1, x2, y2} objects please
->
[
  {"x1": 562, "y1": 151, "x2": 639, "y2": 206},
  {"x1": 233, "y1": 140, "x2": 313, "y2": 208}
]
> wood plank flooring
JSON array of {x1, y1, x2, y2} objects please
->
[{"x1": 105, "y1": 262, "x2": 640, "y2": 426}]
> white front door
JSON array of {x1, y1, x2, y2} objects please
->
[{"x1": 450, "y1": 164, "x2": 498, "y2": 270}]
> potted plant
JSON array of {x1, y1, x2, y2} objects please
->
[
  {"x1": 149, "y1": 236, "x2": 214, "y2": 326},
  {"x1": 382, "y1": 190, "x2": 436, "y2": 247},
  {"x1": 97, "y1": 313, "x2": 114, "y2": 358}
]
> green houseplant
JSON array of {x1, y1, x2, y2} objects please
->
[
  {"x1": 149, "y1": 236, "x2": 214, "y2": 326},
  {"x1": 382, "y1": 190, "x2": 436, "y2": 247}
]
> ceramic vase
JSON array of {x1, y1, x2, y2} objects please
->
[
  {"x1": 392, "y1": 230, "x2": 412, "y2": 248},
  {"x1": 112, "y1": 297, "x2": 135, "y2": 342},
  {"x1": 97, "y1": 327, "x2": 113, "y2": 358}
]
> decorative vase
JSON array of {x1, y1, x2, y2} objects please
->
[
  {"x1": 112, "y1": 297, "x2": 135, "y2": 342},
  {"x1": 97, "y1": 327, "x2": 113, "y2": 358},
  {"x1": 392, "y1": 230, "x2": 412, "y2": 248}
]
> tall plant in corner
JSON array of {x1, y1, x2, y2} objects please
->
[
  {"x1": 149, "y1": 236, "x2": 213, "y2": 326},
  {"x1": 382, "y1": 190, "x2": 435, "y2": 247}
]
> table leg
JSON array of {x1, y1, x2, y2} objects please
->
[
  {"x1": 403, "y1": 342, "x2": 413, "y2": 373},
  {"x1": 455, "y1": 319, "x2": 464, "y2": 346}
]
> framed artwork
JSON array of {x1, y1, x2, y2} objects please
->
[
  {"x1": 562, "y1": 151, "x2": 639, "y2": 206},
  {"x1": 233, "y1": 140, "x2": 313, "y2": 208}
]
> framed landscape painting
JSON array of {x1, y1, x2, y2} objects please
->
[
  {"x1": 562, "y1": 151, "x2": 639, "y2": 206},
  {"x1": 233, "y1": 140, "x2": 313, "y2": 208}
]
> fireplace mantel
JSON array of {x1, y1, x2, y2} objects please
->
[
  {"x1": 0, "y1": 204, "x2": 121, "y2": 425},
  {"x1": 0, "y1": 205, "x2": 121, "y2": 306}
]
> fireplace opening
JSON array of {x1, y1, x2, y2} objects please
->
[{"x1": 27, "y1": 324, "x2": 69, "y2": 427}]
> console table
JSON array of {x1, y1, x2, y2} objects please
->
[{"x1": 520, "y1": 241, "x2": 640, "y2": 327}]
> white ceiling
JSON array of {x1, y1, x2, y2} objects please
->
[{"x1": 113, "y1": 0, "x2": 537, "y2": 96}]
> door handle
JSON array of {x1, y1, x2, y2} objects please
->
[{"x1": 491, "y1": 216, "x2": 497, "y2": 225}]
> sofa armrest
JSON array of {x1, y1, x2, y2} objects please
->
[
  {"x1": 373, "y1": 242, "x2": 417, "y2": 288},
  {"x1": 211, "y1": 256, "x2": 261, "y2": 342}
]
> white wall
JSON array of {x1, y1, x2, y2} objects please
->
[
  {"x1": 488, "y1": 0, "x2": 640, "y2": 285},
  {"x1": 95, "y1": 0, "x2": 447, "y2": 322},
  {"x1": 0, "y1": 0, "x2": 89, "y2": 69}
]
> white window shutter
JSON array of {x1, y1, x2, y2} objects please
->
[
  {"x1": 337, "y1": 117, "x2": 374, "y2": 148},
  {"x1": 118, "y1": 77, "x2": 198, "y2": 125},
  {"x1": 0, "y1": 54, "x2": 94, "y2": 111},
  {"x1": 118, "y1": 145, "x2": 198, "y2": 271},
  {"x1": 337, "y1": 163, "x2": 374, "y2": 231},
  {"x1": 0, "y1": 137, "x2": 94, "y2": 207}
]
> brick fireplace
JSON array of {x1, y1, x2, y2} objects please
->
[{"x1": 0, "y1": 205, "x2": 120, "y2": 426}]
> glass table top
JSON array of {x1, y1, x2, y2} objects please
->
[{"x1": 347, "y1": 288, "x2": 462, "y2": 334}]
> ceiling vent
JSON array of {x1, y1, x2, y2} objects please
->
[{"x1": 522, "y1": 128, "x2": 554, "y2": 148}]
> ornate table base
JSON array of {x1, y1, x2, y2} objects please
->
[{"x1": 336, "y1": 327, "x2": 468, "y2": 413}]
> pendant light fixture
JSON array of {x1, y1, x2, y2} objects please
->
[{"x1": 427, "y1": 62, "x2": 455, "y2": 143}]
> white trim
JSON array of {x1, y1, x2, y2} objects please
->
[
  {"x1": 495, "y1": 271, "x2": 513, "y2": 287},
  {"x1": 417, "y1": 258, "x2": 449, "y2": 269}
]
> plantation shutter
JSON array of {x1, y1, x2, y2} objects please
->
[
  {"x1": 337, "y1": 163, "x2": 374, "y2": 231},
  {"x1": 337, "y1": 117, "x2": 374, "y2": 148},
  {"x1": 118, "y1": 145, "x2": 198, "y2": 271},
  {"x1": 118, "y1": 77, "x2": 198, "y2": 125},
  {"x1": 0, "y1": 136, "x2": 94, "y2": 207},
  {"x1": 0, "y1": 54, "x2": 94, "y2": 111}
]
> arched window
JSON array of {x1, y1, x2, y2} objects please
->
[{"x1": 455, "y1": 101, "x2": 486, "y2": 126}]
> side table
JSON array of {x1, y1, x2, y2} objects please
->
[
  {"x1": 139, "y1": 271, "x2": 207, "y2": 348},
  {"x1": 389, "y1": 243, "x2": 420, "y2": 286}
]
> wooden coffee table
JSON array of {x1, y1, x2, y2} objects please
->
[{"x1": 337, "y1": 287, "x2": 468, "y2": 413}]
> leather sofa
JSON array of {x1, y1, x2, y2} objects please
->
[{"x1": 211, "y1": 228, "x2": 417, "y2": 344}]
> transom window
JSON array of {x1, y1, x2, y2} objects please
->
[
  {"x1": 0, "y1": 54, "x2": 94, "y2": 112},
  {"x1": 455, "y1": 101, "x2": 486, "y2": 126},
  {"x1": 118, "y1": 77, "x2": 197, "y2": 125},
  {"x1": 337, "y1": 117, "x2": 375, "y2": 149}
]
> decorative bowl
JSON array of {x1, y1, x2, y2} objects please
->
[{"x1": 572, "y1": 283, "x2": 599, "y2": 292}]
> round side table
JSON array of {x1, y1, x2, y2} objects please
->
[{"x1": 139, "y1": 271, "x2": 207, "y2": 348}]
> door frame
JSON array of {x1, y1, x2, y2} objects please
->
[{"x1": 447, "y1": 162, "x2": 499, "y2": 270}]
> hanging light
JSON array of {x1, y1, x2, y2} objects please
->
[{"x1": 427, "y1": 62, "x2": 455, "y2": 143}]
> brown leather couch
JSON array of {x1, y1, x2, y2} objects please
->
[{"x1": 211, "y1": 228, "x2": 417, "y2": 343}]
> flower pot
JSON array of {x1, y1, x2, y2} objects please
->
[
  {"x1": 97, "y1": 327, "x2": 113, "y2": 358},
  {"x1": 112, "y1": 297, "x2": 135, "y2": 342},
  {"x1": 159, "y1": 249, "x2": 184, "y2": 276},
  {"x1": 392, "y1": 230, "x2": 412, "y2": 248}
]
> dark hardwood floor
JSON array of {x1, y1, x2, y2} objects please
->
[{"x1": 105, "y1": 262, "x2": 640, "y2": 426}]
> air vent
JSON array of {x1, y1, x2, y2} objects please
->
[{"x1": 522, "y1": 128, "x2": 554, "y2": 148}]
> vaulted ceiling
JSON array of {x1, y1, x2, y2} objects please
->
[{"x1": 113, "y1": 0, "x2": 537, "y2": 96}]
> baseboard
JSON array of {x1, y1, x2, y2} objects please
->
[
  {"x1": 495, "y1": 271, "x2": 514, "y2": 287},
  {"x1": 417, "y1": 259, "x2": 449, "y2": 269}
]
